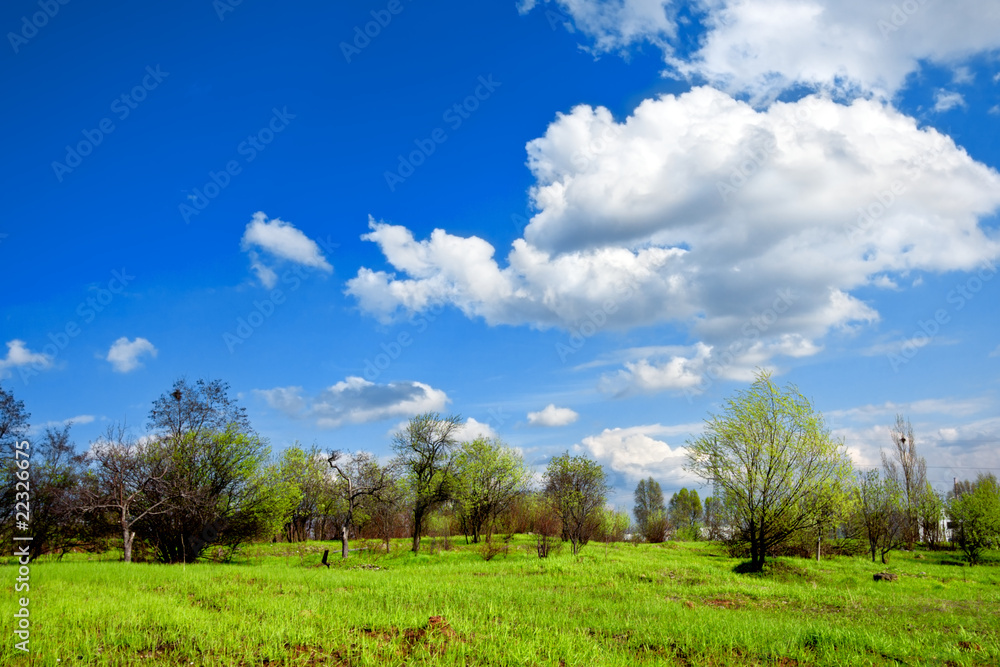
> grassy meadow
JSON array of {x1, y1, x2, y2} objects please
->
[{"x1": 2, "y1": 538, "x2": 999, "y2": 666}]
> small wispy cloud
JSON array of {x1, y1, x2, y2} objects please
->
[
  {"x1": 933, "y1": 90, "x2": 966, "y2": 113},
  {"x1": 240, "y1": 211, "x2": 333, "y2": 288}
]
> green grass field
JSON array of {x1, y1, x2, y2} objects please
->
[{"x1": 2, "y1": 538, "x2": 999, "y2": 666}]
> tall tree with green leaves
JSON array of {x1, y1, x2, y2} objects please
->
[
  {"x1": 392, "y1": 412, "x2": 463, "y2": 553},
  {"x1": 948, "y1": 474, "x2": 1000, "y2": 565},
  {"x1": 669, "y1": 487, "x2": 703, "y2": 540},
  {"x1": 141, "y1": 379, "x2": 297, "y2": 562},
  {"x1": 854, "y1": 468, "x2": 904, "y2": 564},
  {"x1": 633, "y1": 477, "x2": 665, "y2": 540},
  {"x1": 685, "y1": 370, "x2": 853, "y2": 571},
  {"x1": 277, "y1": 445, "x2": 333, "y2": 542},
  {"x1": 453, "y1": 437, "x2": 529, "y2": 544},
  {"x1": 543, "y1": 452, "x2": 608, "y2": 555}
]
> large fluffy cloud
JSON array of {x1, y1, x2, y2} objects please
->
[
  {"x1": 347, "y1": 88, "x2": 1000, "y2": 392},
  {"x1": 256, "y1": 377, "x2": 448, "y2": 428},
  {"x1": 519, "y1": 0, "x2": 1000, "y2": 99}
]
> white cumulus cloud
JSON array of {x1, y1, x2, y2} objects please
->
[
  {"x1": 106, "y1": 337, "x2": 158, "y2": 373},
  {"x1": 519, "y1": 0, "x2": 1000, "y2": 100},
  {"x1": 0, "y1": 340, "x2": 53, "y2": 378},
  {"x1": 348, "y1": 87, "x2": 1000, "y2": 390},
  {"x1": 241, "y1": 211, "x2": 333, "y2": 288},
  {"x1": 580, "y1": 422, "x2": 702, "y2": 482},
  {"x1": 527, "y1": 404, "x2": 580, "y2": 427}
]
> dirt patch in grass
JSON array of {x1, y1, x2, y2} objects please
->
[
  {"x1": 703, "y1": 597, "x2": 743, "y2": 610},
  {"x1": 358, "y1": 615, "x2": 463, "y2": 659}
]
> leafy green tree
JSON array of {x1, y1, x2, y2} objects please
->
[
  {"x1": 453, "y1": 437, "x2": 529, "y2": 544},
  {"x1": 669, "y1": 488, "x2": 703, "y2": 540},
  {"x1": 543, "y1": 452, "x2": 608, "y2": 555},
  {"x1": 141, "y1": 379, "x2": 295, "y2": 562},
  {"x1": 392, "y1": 412, "x2": 463, "y2": 553},
  {"x1": 948, "y1": 474, "x2": 1000, "y2": 565},
  {"x1": 277, "y1": 445, "x2": 332, "y2": 542},
  {"x1": 685, "y1": 370, "x2": 853, "y2": 571},
  {"x1": 916, "y1": 481, "x2": 945, "y2": 549},
  {"x1": 633, "y1": 477, "x2": 665, "y2": 540},
  {"x1": 854, "y1": 468, "x2": 904, "y2": 564}
]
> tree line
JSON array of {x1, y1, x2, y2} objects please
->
[
  {"x1": 2, "y1": 371, "x2": 998, "y2": 568},
  {"x1": 0, "y1": 379, "x2": 626, "y2": 563}
]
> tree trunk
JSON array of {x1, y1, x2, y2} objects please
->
[
  {"x1": 341, "y1": 523, "x2": 350, "y2": 559},
  {"x1": 411, "y1": 508, "x2": 424, "y2": 553},
  {"x1": 123, "y1": 528, "x2": 134, "y2": 563}
]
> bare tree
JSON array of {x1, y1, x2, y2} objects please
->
[
  {"x1": 79, "y1": 423, "x2": 172, "y2": 563},
  {"x1": 392, "y1": 413, "x2": 463, "y2": 553},
  {"x1": 882, "y1": 415, "x2": 926, "y2": 549},
  {"x1": 326, "y1": 451, "x2": 394, "y2": 558}
]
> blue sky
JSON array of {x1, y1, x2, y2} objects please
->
[{"x1": 3, "y1": 0, "x2": 999, "y2": 506}]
